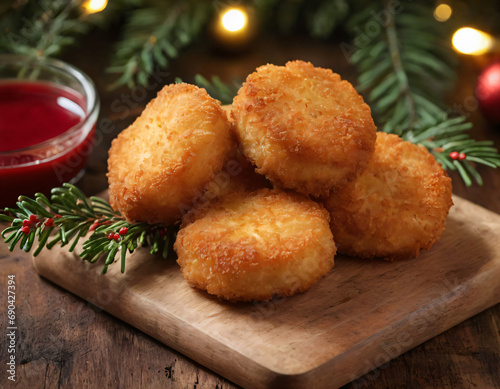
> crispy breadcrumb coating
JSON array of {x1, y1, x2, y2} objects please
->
[
  {"x1": 107, "y1": 83, "x2": 233, "y2": 224},
  {"x1": 322, "y1": 132, "x2": 453, "y2": 260},
  {"x1": 175, "y1": 189, "x2": 336, "y2": 302},
  {"x1": 232, "y1": 60, "x2": 377, "y2": 197}
]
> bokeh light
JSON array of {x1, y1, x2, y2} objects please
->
[
  {"x1": 452, "y1": 27, "x2": 493, "y2": 55},
  {"x1": 434, "y1": 4, "x2": 452, "y2": 22},
  {"x1": 83, "y1": 0, "x2": 108, "y2": 14},
  {"x1": 221, "y1": 9, "x2": 247, "y2": 32}
]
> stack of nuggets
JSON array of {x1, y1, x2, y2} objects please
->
[{"x1": 107, "y1": 60, "x2": 453, "y2": 302}]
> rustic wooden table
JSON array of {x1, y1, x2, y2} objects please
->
[{"x1": 1, "y1": 30, "x2": 499, "y2": 388}]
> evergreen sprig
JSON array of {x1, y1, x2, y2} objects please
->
[
  {"x1": 1, "y1": 0, "x2": 92, "y2": 59},
  {"x1": 346, "y1": 2, "x2": 500, "y2": 186},
  {"x1": 0, "y1": 0, "x2": 139, "y2": 60},
  {"x1": 107, "y1": 0, "x2": 212, "y2": 89},
  {"x1": 405, "y1": 115, "x2": 500, "y2": 186},
  {"x1": 0, "y1": 184, "x2": 174, "y2": 274}
]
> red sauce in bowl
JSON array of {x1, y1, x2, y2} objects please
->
[{"x1": 0, "y1": 81, "x2": 95, "y2": 207}]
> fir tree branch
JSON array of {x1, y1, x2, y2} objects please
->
[
  {"x1": 0, "y1": 184, "x2": 175, "y2": 274},
  {"x1": 347, "y1": 2, "x2": 500, "y2": 186},
  {"x1": 107, "y1": 1, "x2": 212, "y2": 89},
  {"x1": 0, "y1": 0, "x2": 138, "y2": 60},
  {"x1": 1, "y1": 0, "x2": 89, "y2": 59}
]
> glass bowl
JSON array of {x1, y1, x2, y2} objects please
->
[{"x1": 0, "y1": 54, "x2": 99, "y2": 207}]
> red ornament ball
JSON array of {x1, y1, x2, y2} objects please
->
[{"x1": 476, "y1": 61, "x2": 500, "y2": 124}]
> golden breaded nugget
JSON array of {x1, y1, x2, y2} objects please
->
[
  {"x1": 175, "y1": 189, "x2": 336, "y2": 302},
  {"x1": 232, "y1": 60, "x2": 377, "y2": 197},
  {"x1": 107, "y1": 83, "x2": 232, "y2": 224},
  {"x1": 323, "y1": 132, "x2": 453, "y2": 260}
]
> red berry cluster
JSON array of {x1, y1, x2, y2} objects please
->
[
  {"x1": 107, "y1": 227, "x2": 128, "y2": 241},
  {"x1": 20, "y1": 214, "x2": 56, "y2": 235},
  {"x1": 449, "y1": 151, "x2": 466, "y2": 160}
]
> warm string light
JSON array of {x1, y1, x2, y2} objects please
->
[
  {"x1": 452, "y1": 27, "x2": 494, "y2": 55},
  {"x1": 221, "y1": 9, "x2": 247, "y2": 32},
  {"x1": 83, "y1": 0, "x2": 108, "y2": 14},
  {"x1": 433, "y1": 3, "x2": 452, "y2": 22},
  {"x1": 211, "y1": 6, "x2": 255, "y2": 51}
]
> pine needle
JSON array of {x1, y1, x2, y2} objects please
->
[
  {"x1": 347, "y1": 2, "x2": 500, "y2": 186},
  {"x1": 0, "y1": 184, "x2": 176, "y2": 274}
]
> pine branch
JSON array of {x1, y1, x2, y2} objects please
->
[
  {"x1": 0, "y1": 184, "x2": 175, "y2": 274},
  {"x1": 0, "y1": 0, "x2": 138, "y2": 60},
  {"x1": 107, "y1": 1, "x2": 212, "y2": 89},
  {"x1": 347, "y1": 2, "x2": 500, "y2": 186},
  {"x1": 1, "y1": 0, "x2": 89, "y2": 59}
]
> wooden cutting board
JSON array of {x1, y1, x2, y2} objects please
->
[{"x1": 33, "y1": 195, "x2": 500, "y2": 389}]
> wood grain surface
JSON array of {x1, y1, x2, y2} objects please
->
[
  {"x1": 1, "y1": 28, "x2": 500, "y2": 389},
  {"x1": 26, "y1": 195, "x2": 500, "y2": 388}
]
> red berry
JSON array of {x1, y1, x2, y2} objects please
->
[
  {"x1": 29, "y1": 214, "x2": 39, "y2": 223},
  {"x1": 107, "y1": 233, "x2": 114, "y2": 240},
  {"x1": 458, "y1": 152, "x2": 466, "y2": 160},
  {"x1": 113, "y1": 233, "x2": 120, "y2": 241},
  {"x1": 22, "y1": 219, "x2": 32, "y2": 227},
  {"x1": 21, "y1": 226, "x2": 31, "y2": 235},
  {"x1": 44, "y1": 218, "x2": 55, "y2": 228},
  {"x1": 119, "y1": 227, "x2": 128, "y2": 235},
  {"x1": 449, "y1": 151, "x2": 459, "y2": 160},
  {"x1": 54, "y1": 214, "x2": 62, "y2": 218}
]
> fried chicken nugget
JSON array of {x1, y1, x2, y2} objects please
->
[
  {"x1": 174, "y1": 189, "x2": 336, "y2": 302},
  {"x1": 107, "y1": 83, "x2": 232, "y2": 224},
  {"x1": 232, "y1": 60, "x2": 377, "y2": 197},
  {"x1": 323, "y1": 132, "x2": 453, "y2": 260}
]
